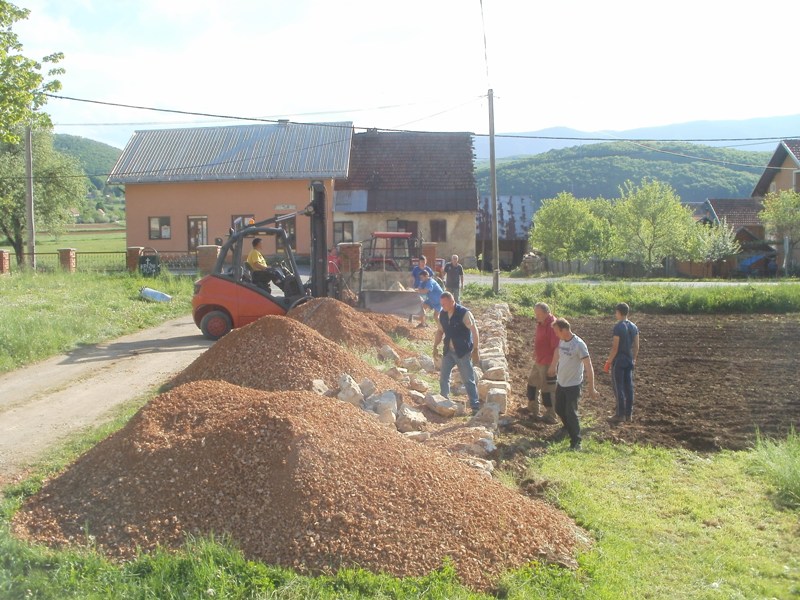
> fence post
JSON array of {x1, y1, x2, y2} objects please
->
[
  {"x1": 197, "y1": 245, "x2": 220, "y2": 275},
  {"x1": 58, "y1": 248, "x2": 77, "y2": 273},
  {"x1": 126, "y1": 247, "x2": 144, "y2": 273},
  {"x1": 337, "y1": 242, "x2": 362, "y2": 273},
  {"x1": 0, "y1": 249, "x2": 9, "y2": 275}
]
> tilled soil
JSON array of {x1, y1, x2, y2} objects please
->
[
  {"x1": 505, "y1": 312, "x2": 800, "y2": 452},
  {"x1": 12, "y1": 381, "x2": 584, "y2": 591}
]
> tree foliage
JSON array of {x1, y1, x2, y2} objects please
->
[
  {"x1": 0, "y1": 130, "x2": 88, "y2": 263},
  {"x1": 0, "y1": 1, "x2": 64, "y2": 142},
  {"x1": 529, "y1": 192, "x2": 596, "y2": 271},
  {"x1": 475, "y1": 141, "x2": 770, "y2": 202},
  {"x1": 53, "y1": 134, "x2": 123, "y2": 197},
  {"x1": 759, "y1": 189, "x2": 800, "y2": 268},
  {"x1": 615, "y1": 179, "x2": 696, "y2": 273}
]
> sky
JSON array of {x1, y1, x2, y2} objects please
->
[{"x1": 12, "y1": 0, "x2": 800, "y2": 152}]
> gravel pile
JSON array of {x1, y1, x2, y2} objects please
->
[
  {"x1": 13, "y1": 380, "x2": 582, "y2": 590},
  {"x1": 170, "y1": 315, "x2": 404, "y2": 396},
  {"x1": 287, "y1": 298, "x2": 402, "y2": 353}
]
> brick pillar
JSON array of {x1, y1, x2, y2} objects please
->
[
  {"x1": 197, "y1": 245, "x2": 220, "y2": 275},
  {"x1": 0, "y1": 249, "x2": 10, "y2": 275},
  {"x1": 58, "y1": 248, "x2": 77, "y2": 273},
  {"x1": 338, "y1": 242, "x2": 362, "y2": 273},
  {"x1": 127, "y1": 247, "x2": 143, "y2": 273}
]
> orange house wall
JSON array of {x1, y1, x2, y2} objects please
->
[{"x1": 125, "y1": 179, "x2": 335, "y2": 256}]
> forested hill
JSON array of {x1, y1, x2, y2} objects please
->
[
  {"x1": 53, "y1": 134, "x2": 122, "y2": 195},
  {"x1": 474, "y1": 142, "x2": 772, "y2": 202}
]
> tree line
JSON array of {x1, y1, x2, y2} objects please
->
[{"x1": 529, "y1": 179, "x2": 800, "y2": 275}]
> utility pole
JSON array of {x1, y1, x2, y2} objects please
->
[
  {"x1": 488, "y1": 89, "x2": 500, "y2": 293},
  {"x1": 24, "y1": 126, "x2": 35, "y2": 270}
]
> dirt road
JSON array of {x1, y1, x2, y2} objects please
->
[{"x1": 0, "y1": 316, "x2": 213, "y2": 486}]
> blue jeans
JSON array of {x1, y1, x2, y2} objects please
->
[
  {"x1": 611, "y1": 362, "x2": 635, "y2": 417},
  {"x1": 440, "y1": 350, "x2": 479, "y2": 410}
]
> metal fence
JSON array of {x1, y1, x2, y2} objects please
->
[{"x1": 13, "y1": 251, "x2": 199, "y2": 275}]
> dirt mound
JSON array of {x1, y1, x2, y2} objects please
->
[
  {"x1": 286, "y1": 298, "x2": 401, "y2": 352},
  {"x1": 363, "y1": 311, "x2": 434, "y2": 342},
  {"x1": 13, "y1": 381, "x2": 582, "y2": 590},
  {"x1": 171, "y1": 315, "x2": 403, "y2": 396}
]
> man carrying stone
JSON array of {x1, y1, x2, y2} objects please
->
[{"x1": 433, "y1": 292, "x2": 480, "y2": 413}]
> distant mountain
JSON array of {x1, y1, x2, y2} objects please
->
[
  {"x1": 474, "y1": 141, "x2": 772, "y2": 202},
  {"x1": 474, "y1": 114, "x2": 800, "y2": 159},
  {"x1": 53, "y1": 134, "x2": 123, "y2": 196}
]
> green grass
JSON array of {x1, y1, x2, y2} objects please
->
[
  {"x1": 21, "y1": 229, "x2": 126, "y2": 253},
  {"x1": 0, "y1": 271, "x2": 195, "y2": 373},
  {"x1": 749, "y1": 427, "x2": 800, "y2": 509},
  {"x1": 463, "y1": 281, "x2": 800, "y2": 317}
]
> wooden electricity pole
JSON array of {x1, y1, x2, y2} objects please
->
[
  {"x1": 24, "y1": 126, "x2": 35, "y2": 270},
  {"x1": 488, "y1": 89, "x2": 499, "y2": 293}
]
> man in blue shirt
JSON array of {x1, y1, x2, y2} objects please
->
[
  {"x1": 415, "y1": 270, "x2": 443, "y2": 328},
  {"x1": 604, "y1": 302, "x2": 640, "y2": 423},
  {"x1": 410, "y1": 255, "x2": 434, "y2": 289}
]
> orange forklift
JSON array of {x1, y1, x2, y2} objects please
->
[{"x1": 192, "y1": 183, "x2": 332, "y2": 339}]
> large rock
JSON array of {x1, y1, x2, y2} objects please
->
[
  {"x1": 468, "y1": 403, "x2": 500, "y2": 430},
  {"x1": 483, "y1": 366, "x2": 507, "y2": 381},
  {"x1": 359, "y1": 378, "x2": 377, "y2": 399},
  {"x1": 423, "y1": 393, "x2": 459, "y2": 418},
  {"x1": 401, "y1": 357, "x2": 422, "y2": 372},
  {"x1": 485, "y1": 388, "x2": 508, "y2": 414},
  {"x1": 337, "y1": 373, "x2": 364, "y2": 407},
  {"x1": 310, "y1": 379, "x2": 329, "y2": 395},
  {"x1": 417, "y1": 354, "x2": 436, "y2": 373},
  {"x1": 373, "y1": 391, "x2": 399, "y2": 425},
  {"x1": 408, "y1": 376, "x2": 430, "y2": 394},
  {"x1": 396, "y1": 404, "x2": 428, "y2": 433},
  {"x1": 477, "y1": 379, "x2": 510, "y2": 401},
  {"x1": 385, "y1": 366, "x2": 408, "y2": 381},
  {"x1": 378, "y1": 345, "x2": 400, "y2": 362}
]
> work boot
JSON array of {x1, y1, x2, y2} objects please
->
[{"x1": 540, "y1": 405, "x2": 558, "y2": 424}]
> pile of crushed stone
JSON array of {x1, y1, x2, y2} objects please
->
[
  {"x1": 13, "y1": 381, "x2": 582, "y2": 590},
  {"x1": 286, "y1": 298, "x2": 405, "y2": 353},
  {"x1": 171, "y1": 315, "x2": 404, "y2": 396}
]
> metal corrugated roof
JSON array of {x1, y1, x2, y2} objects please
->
[{"x1": 107, "y1": 122, "x2": 353, "y2": 184}]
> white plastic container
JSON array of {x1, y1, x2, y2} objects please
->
[{"x1": 140, "y1": 287, "x2": 172, "y2": 302}]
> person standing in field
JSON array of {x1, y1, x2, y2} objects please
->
[
  {"x1": 526, "y1": 302, "x2": 560, "y2": 424},
  {"x1": 443, "y1": 254, "x2": 465, "y2": 303},
  {"x1": 604, "y1": 302, "x2": 640, "y2": 423},
  {"x1": 548, "y1": 318, "x2": 598, "y2": 451},
  {"x1": 433, "y1": 291, "x2": 481, "y2": 413}
]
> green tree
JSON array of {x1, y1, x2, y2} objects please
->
[
  {"x1": 585, "y1": 197, "x2": 621, "y2": 272},
  {"x1": 1, "y1": 1, "x2": 63, "y2": 141},
  {"x1": 615, "y1": 178, "x2": 696, "y2": 275},
  {"x1": 529, "y1": 192, "x2": 596, "y2": 273},
  {"x1": 0, "y1": 130, "x2": 88, "y2": 264},
  {"x1": 759, "y1": 189, "x2": 800, "y2": 271},
  {"x1": 685, "y1": 218, "x2": 741, "y2": 276}
]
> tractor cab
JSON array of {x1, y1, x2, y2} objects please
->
[{"x1": 192, "y1": 217, "x2": 309, "y2": 340}]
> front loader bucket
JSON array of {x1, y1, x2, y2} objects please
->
[{"x1": 360, "y1": 290, "x2": 423, "y2": 319}]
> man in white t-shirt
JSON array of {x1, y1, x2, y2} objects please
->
[{"x1": 547, "y1": 317, "x2": 598, "y2": 451}]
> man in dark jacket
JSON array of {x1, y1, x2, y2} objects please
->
[{"x1": 432, "y1": 292, "x2": 481, "y2": 412}]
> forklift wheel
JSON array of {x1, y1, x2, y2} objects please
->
[{"x1": 200, "y1": 310, "x2": 232, "y2": 340}]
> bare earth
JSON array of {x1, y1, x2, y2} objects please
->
[{"x1": 0, "y1": 316, "x2": 213, "y2": 486}]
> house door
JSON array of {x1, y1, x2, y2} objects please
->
[
  {"x1": 276, "y1": 214, "x2": 297, "y2": 254},
  {"x1": 187, "y1": 216, "x2": 208, "y2": 252}
]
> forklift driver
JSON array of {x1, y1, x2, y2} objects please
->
[{"x1": 247, "y1": 238, "x2": 277, "y2": 291}]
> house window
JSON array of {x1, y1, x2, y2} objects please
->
[
  {"x1": 387, "y1": 219, "x2": 418, "y2": 235},
  {"x1": 276, "y1": 214, "x2": 296, "y2": 255},
  {"x1": 430, "y1": 219, "x2": 447, "y2": 242},
  {"x1": 187, "y1": 216, "x2": 208, "y2": 252},
  {"x1": 149, "y1": 216, "x2": 171, "y2": 240},
  {"x1": 333, "y1": 221, "x2": 354, "y2": 245}
]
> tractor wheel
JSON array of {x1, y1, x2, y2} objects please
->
[
  {"x1": 200, "y1": 310, "x2": 232, "y2": 340},
  {"x1": 289, "y1": 295, "x2": 312, "y2": 310}
]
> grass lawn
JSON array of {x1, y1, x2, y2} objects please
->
[{"x1": 31, "y1": 228, "x2": 126, "y2": 254}]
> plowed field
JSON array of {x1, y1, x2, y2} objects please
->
[{"x1": 506, "y1": 313, "x2": 800, "y2": 451}]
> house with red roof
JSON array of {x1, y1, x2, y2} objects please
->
[{"x1": 333, "y1": 130, "x2": 478, "y2": 264}]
